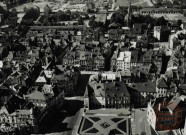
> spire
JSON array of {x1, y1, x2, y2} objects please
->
[{"x1": 127, "y1": 0, "x2": 132, "y2": 26}]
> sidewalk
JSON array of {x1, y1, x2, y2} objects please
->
[
  {"x1": 131, "y1": 108, "x2": 152, "y2": 135},
  {"x1": 130, "y1": 110, "x2": 136, "y2": 135}
]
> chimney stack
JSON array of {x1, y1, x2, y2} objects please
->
[{"x1": 158, "y1": 103, "x2": 161, "y2": 111}]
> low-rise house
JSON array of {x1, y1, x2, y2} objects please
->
[
  {"x1": 42, "y1": 84, "x2": 54, "y2": 97},
  {"x1": 35, "y1": 76, "x2": 47, "y2": 86}
]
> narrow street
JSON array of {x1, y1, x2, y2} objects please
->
[{"x1": 131, "y1": 108, "x2": 152, "y2": 135}]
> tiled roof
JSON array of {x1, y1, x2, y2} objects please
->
[
  {"x1": 128, "y1": 82, "x2": 156, "y2": 93},
  {"x1": 5, "y1": 95, "x2": 27, "y2": 114},
  {"x1": 52, "y1": 74, "x2": 66, "y2": 81},
  {"x1": 120, "y1": 70, "x2": 131, "y2": 77},
  {"x1": 156, "y1": 78, "x2": 168, "y2": 88},
  {"x1": 78, "y1": 51, "x2": 92, "y2": 60},
  {"x1": 105, "y1": 81, "x2": 130, "y2": 97},
  {"x1": 24, "y1": 90, "x2": 46, "y2": 101}
]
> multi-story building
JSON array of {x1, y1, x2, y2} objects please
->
[
  {"x1": 86, "y1": 74, "x2": 130, "y2": 109},
  {"x1": 0, "y1": 106, "x2": 38, "y2": 133},
  {"x1": 111, "y1": 51, "x2": 131, "y2": 71},
  {"x1": 154, "y1": 26, "x2": 170, "y2": 42},
  {"x1": 63, "y1": 50, "x2": 105, "y2": 71},
  {"x1": 128, "y1": 82, "x2": 157, "y2": 107},
  {"x1": 51, "y1": 66, "x2": 80, "y2": 96},
  {"x1": 147, "y1": 96, "x2": 186, "y2": 131},
  {"x1": 156, "y1": 77, "x2": 169, "y2": 97}
]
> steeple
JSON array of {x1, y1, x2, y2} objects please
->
[{"x1": 127, "y1": 0, "x2": 132, "y2": 26}]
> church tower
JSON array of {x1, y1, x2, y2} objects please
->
[{"x1": 127, "y1": 0, "x2": 132, "y2": 26}]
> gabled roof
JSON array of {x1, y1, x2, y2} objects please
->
[
  {"x1": 0, "y1": 106, "x2": 9, "y2": 115},
  {"x1": 66, "y1": 51, "x2": 76, "y2": 59},
  {"x1": 5, "y1": 95, "x2": 27, "y2": 114},
  {"x1": 52, "y1": 74, "x2": 66, "y2": 81},
  {"x1": 157, "y1": 78, "x2": 168, "y2": 88},
  {"x1": 24, "y1": 90, "x2": 46, "y2": 101},
  {"x1": 44, "y1": 70, "x2": 53, "y2": 79},
  {"x1": 35, "y1": 76, "x2": 47, "y2": 83}
]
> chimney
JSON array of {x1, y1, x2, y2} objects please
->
[
  {"x1": 158, "y1": 103, "x2": 161, "y2": 111},
  {"x1": 163, "y1": 98, "x2": 166, "y2": 106}
]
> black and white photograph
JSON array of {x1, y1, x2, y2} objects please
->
[{"x1": 0, "y1": 0, "x2": 186, "y2": 135}]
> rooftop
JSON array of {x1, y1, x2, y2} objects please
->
[
  {"x1": 128, "y1": 82, "x2": 156, "y2": 93},
  {"x1": 24, "y1": 90, "x2": 46, "y2": 101}
]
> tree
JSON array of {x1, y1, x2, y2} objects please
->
[
  {"x1": 44, "y1": 5, "x2": 52, "y2": 17},
  {"x1": 177, "y1": 19, "x2": 182, "y2": 26},
  {"x1": 78, "y1": 17, "x2": 84, "y2": 25},
  {"x1": 110, "y1": 8, "x2": 127, "y2": 26},
  {"x1": 110, "y1": 12, "x2": 125, "y2": 25},
  {"x1": 65, "y1": 10, "x2": 71, "y2": 15},
  {"x1": 11, "y1": 8, "x2": 17, "y2": 16},
  {"x1": 90, "y1": 15, "x2": 96, "y2": 21},
  {"x1": 155, "y1": 16, "x2": 168, "y2": 26}
]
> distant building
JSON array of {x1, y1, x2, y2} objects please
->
[
  {"x1": 62, "y1": 4, "x2": 87, "y2": 12},
  {"x1": 140, "y1": 7, "x2": 183, "y2": 15},
  {"x1": 0, "y1": 106, "x2": 38, "y2": 133},
  {"x1": 111, "y1": 51, "x2": 131, "y2": 71},
  {"x1": 154, "y1": 26, "x2": 170, "y2": 42},
  {"x1": 63, "y1": 50, "x2": 105, "y2": 71}
]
